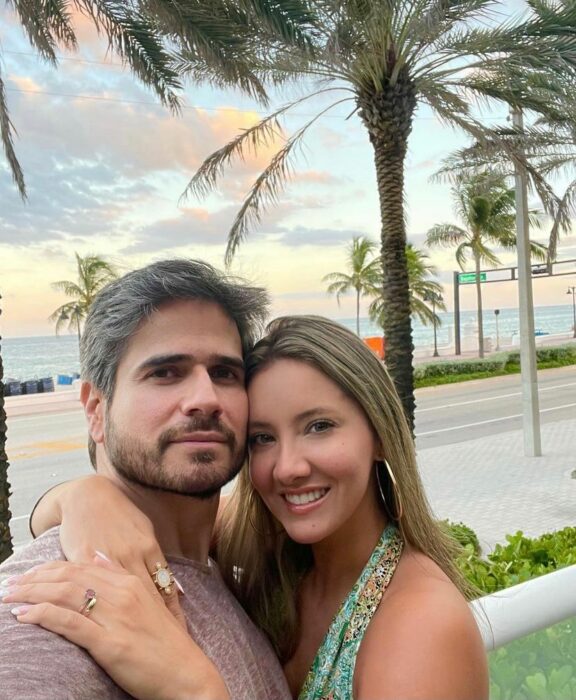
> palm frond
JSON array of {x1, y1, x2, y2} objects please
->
[
  {"x1": 224, "y1": 97, "x2": 353, "y2": 264},
  {"x1": 7, "y1": 0, "x2": 76, "y2": 61},
  {"x1": 0, "y1": 67, "x2": 26, "y2": 199},
  {"x1": 77, "y1": 0, "x2": 183, "y2": 112},
  {"x1": 182, "y1": 88, "x2": 346, "y2": 204},
  {"x1": 426, "y1": 224, "x2": 468, "y2": 247}
]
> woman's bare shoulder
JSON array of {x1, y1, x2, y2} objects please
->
[{"x1": 355, "y1": 549, "x2": 488, "y2": 700}]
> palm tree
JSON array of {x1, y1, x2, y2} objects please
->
[
  {"x1": 426, "y1": 173, "x2": 546, "y2": 358},
  {"x1": 184, "y1": 1, "x2": 576, "y2": 427},
  {"x1": 323, "y1": 236, "x2": 381, "y2": 335},
  {"x1": 49, "y1": 253, "x2": 119, "y2": 341},
  {"x1": 369, "y1": 244, "x2": 446, "y2": 330},
  {"x1": 0, "y1": 299, "x2": 12, "y2": 564},
  {"x1": 435, "y1": 116, "x2": 576, "y2": 264}
]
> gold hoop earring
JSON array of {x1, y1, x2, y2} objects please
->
[{"x1": 375, "y1": 459, "x2": 404, "y2": 521}]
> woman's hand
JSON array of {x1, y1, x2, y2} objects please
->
[
  {"x1": 2, "y1": 558, "x2": 229, "y2": 700},
  {"x1": 31, "y1": 475, "x2": 185, "y2": 626}
]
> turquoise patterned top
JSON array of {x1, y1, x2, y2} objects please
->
[{"x1": 298, "y1": 524, "x2": 404, "y2": 700}]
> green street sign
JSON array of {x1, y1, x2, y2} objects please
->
[{"x1": 459, "y1": 272, "x2": 487, "y2": 284}]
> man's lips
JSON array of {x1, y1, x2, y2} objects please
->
[{"x1": 170, "y1": 432, "x2": 227, "y2": 444}]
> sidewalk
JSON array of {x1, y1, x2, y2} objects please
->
[{"x1": 417, "y1": 417, "x2": 576, "y2": 553}]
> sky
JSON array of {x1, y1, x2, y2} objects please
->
[{"x1": 1, "y1": 3, "x2": 575, "y2": 338}]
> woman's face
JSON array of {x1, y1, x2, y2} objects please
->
[{"x1": 247, "y1": 358, "x2": 382, "y2": 545}]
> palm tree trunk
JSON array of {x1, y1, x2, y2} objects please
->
[
  {"x1": 474, "y1": 254, "x2": 485, "y2": 359},
  {"x1": 356, "y1": 289, "x2": 360, "y2": 336},
  {"x1": 0, "y1": 349, "x2": 14, "y2": 564},
  {"x1": 358, "y1": 81, "x2": 417, "y2": 430}
]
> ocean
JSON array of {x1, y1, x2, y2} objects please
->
[{"x1": 1, "y1": 304, "x2": 574, "y2": 381}]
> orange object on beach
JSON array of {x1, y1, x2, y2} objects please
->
[{"x1": 364, "y1": 336, "x2": 385, "y2": 360}]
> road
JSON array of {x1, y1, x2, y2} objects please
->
[
  {"x1": 4, "y1": 365, "x2": 575, "y2": 547},
  {"x1": 414, "y1": 364, "x2": 576, "y2": 449}
]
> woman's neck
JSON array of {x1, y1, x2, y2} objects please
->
[{"x1": 308, "y1": 505, "x2": 388, "y2": 598}]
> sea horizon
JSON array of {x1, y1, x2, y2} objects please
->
[{"x1": 2, "y1": 303, "x2": 574, "y2": 382}]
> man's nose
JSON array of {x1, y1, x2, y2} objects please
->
[
  {"x1": 180, "y1": 368, "x2": 222, "y2": 416},
  {"x1": 273, "y1": 442, "x2": 311, "y2": 485}
]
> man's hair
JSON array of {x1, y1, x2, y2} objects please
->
[{"x1": 81, "y1": 258, "x2": 269, "y2": 399}]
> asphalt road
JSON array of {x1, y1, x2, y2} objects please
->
[{"x1": 4, "y1": 364, "x2": 575, "y2": 548}]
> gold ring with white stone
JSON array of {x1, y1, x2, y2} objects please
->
[{"x1": 150, "y1": 562, "x2": 175, "y2": 595}]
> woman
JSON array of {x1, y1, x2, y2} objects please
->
[{"x1": 3, "y1": 316, "x2": 488, "y2": 699}]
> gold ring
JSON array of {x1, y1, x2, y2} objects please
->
[
  {"x1": 79, "y1": 588, "x2": 97, "y2": 616},
  {"x1": 150, "y1": 562, "x2": 175, "y2": 595}
]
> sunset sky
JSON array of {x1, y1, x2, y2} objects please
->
[{"x1": 1, "y1": 4, "x2": 575, "y2": 338}]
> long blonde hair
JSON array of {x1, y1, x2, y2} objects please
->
[{"x1": 217, "y1": 315, "x2": 470, "y2": 661}]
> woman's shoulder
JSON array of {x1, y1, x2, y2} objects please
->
[{"x1": 354, "y1": 548, "x2": 488, "y2": 700}]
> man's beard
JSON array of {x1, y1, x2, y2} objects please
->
[{"x1": 105, "y1": 414, "x2": 245, "y2": 499}]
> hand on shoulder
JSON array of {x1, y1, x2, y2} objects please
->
[{"x1": 355, "y1": 552, "x2": 489, "y2": 700}]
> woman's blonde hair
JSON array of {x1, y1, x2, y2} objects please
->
[{"x1": 217, "y1": 315, "x2": 471, "y2": 661}]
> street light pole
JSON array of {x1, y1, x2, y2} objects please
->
[
  {"x1": 494, "y1": 309, "x2": 500, "y2": 351},
  {"x1": 568, "y1": 286, "x2": 576, "y2": 338},
  {"x1": 511, "y1": 106, "x2": 541, "y2": 457}
]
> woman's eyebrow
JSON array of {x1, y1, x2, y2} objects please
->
[{"x1": 249, "y1": 408, "x2": 334, "y2": 430}]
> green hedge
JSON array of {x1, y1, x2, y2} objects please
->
[
  {"x1": 415, "y1": 344, "x2": 576, "y2": 382},
  {"x1": 444, "y1": 523, "x2": 576, "y2": 700}
]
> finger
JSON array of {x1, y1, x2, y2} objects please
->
[
  {"x1": 3, "y1": 581, "x2": 88, "y2": 612},
  {"x1": 13, "y1": 602, "x2": 103, "y2": 652},
  {"x1": 4, "y1": 561, "x2": 132, "y2": 597},
  {"x1": 163, "y1": 588, "x2": 187, "y2": 630}
]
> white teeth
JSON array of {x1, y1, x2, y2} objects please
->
[{"x1": 284, "y1": 489, "x2": 327, "y2": 506}]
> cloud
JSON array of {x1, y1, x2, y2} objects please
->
[
  {"x1": 125, "y1": 206, "x2": 240, "y2": 253},
  {"x1": 273, "y1": 225, "x2": 364, "y2": 247}
]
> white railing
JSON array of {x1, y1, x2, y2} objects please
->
[{"x1": 471, "y1": 564, "x2": 576, "y2": 651}]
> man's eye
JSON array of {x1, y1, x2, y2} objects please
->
[
  {"x1": 211, "y1": 366, "x2": 240, "y2": 381},
  {"x1": 248, "y1": 433, "x2": 274, "y2": 447},
  {"x1": 149, "y1": 368, "x2": 177, "y2": 379},
  {"x1": 308, "y1": 420, "x2": 334, "y2": 434}
]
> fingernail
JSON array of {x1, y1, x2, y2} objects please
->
[
  {"x1": 94, "y1": 550, "x2": 111, "y2": 562},
  {"x1": 174, "y1": 577, "x2": 185, "y2": 595},
  {"x1": 1, "y1": 575, "x2": 22, "y2": 586},
  {"x1": 10, "y1": 605, "x2": 32, "y2": 617},
  {"x1": 0, "y1": 586, "x2": 17, "y2": 599}
]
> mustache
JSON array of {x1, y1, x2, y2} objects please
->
[{"x1": 158, "y1": 417, "x2": 237, "y2": 452}]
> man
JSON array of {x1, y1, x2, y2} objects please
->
[{"x1": 0, "y1": 259, "x2": 291, "y2": 700}]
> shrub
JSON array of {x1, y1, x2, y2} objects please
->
[
  {"x1": 414, "y1": 344, "x2": 576, "y2": 385},
  {"x1": 441, "y1": 519, "x2": 481, "y2": 556},
  {"x1": 451, "y1": 525, "x2": 576, "y2": 700}
]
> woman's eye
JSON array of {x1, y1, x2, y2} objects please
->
[
  {"x1": 309, "y1": 420, "x2": 334, "y2": 434},
  {"x1": 248, "y1": 433, "x2": 274, "y2": 447}
]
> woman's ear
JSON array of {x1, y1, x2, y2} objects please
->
[{"x1": 80, "y1": 381, "x2": 105, "y2": 444}]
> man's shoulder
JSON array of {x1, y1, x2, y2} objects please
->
[
  {"x1": 0, "y1": 528, "x2": 64, "y2": 577},
  {"x1": 0, "y1": 530, "x2": 130, "y2": 700}
]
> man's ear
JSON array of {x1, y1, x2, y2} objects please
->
[{"x1": 80, "y1": 381, "x2": 106, "y2": 444}]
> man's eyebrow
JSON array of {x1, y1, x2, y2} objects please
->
[
  {"x1": 136, "y1": 353, "x2": 245, "y2": 373},
  {"x1": 214, "y1": 355, "x2": 245, "y2": 371}
]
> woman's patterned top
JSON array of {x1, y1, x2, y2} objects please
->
[{"x1": 298, "y1": 524, "x2": 404, "y2": 700}]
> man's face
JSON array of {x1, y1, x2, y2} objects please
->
[{"x1": 96, "y1": 299, "x2": 248, "y2": 498}]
